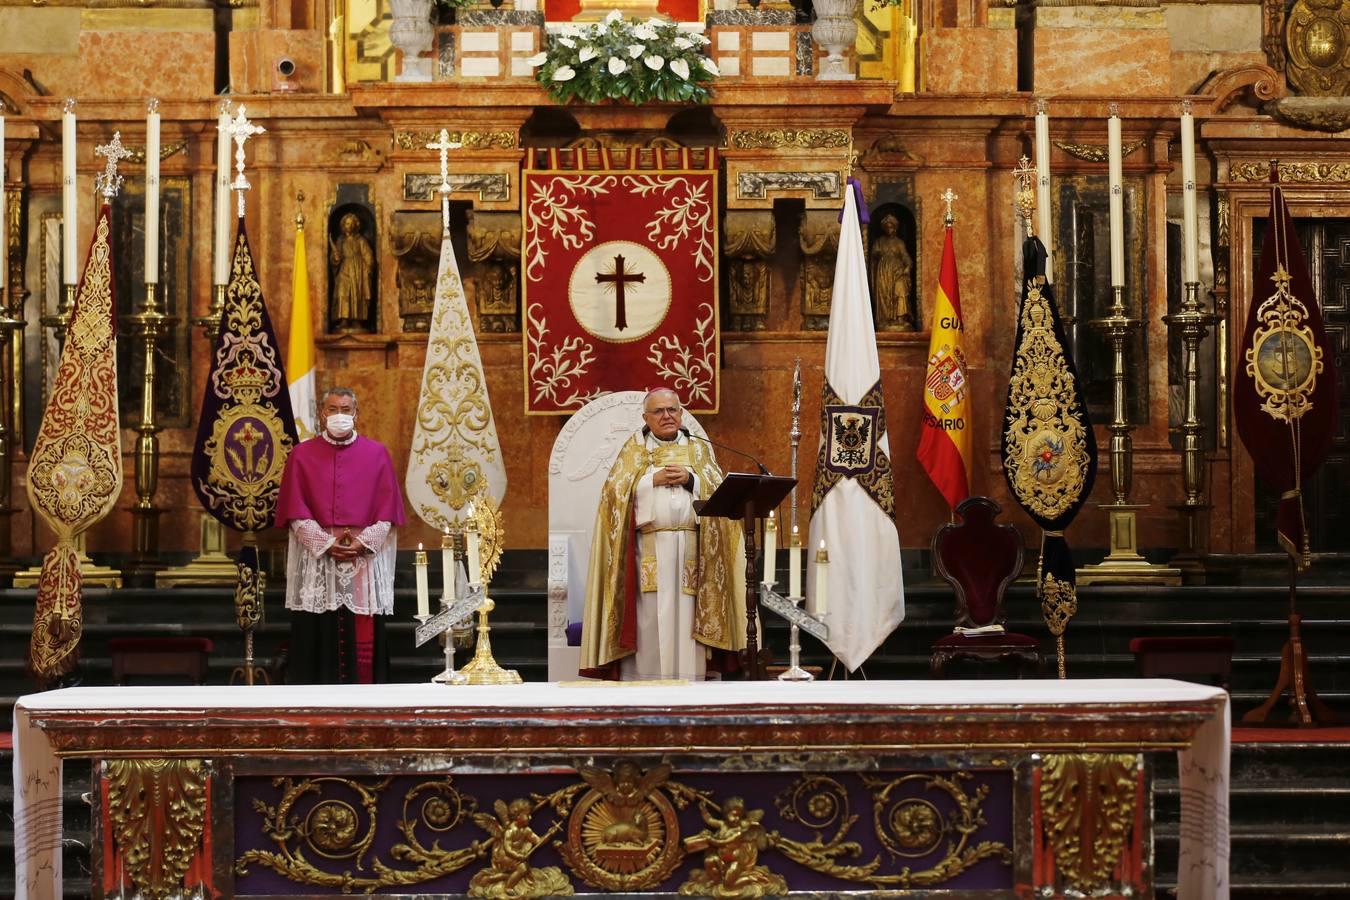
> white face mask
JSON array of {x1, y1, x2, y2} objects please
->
[{"x1": 326, "y1": 413, "x2": 355, "y2": 438}]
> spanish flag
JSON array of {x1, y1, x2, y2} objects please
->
[
  {"x1": 287, "y1": 211, "x2": 318, "y2": 440},
  {"x1": 916, "y1": 220, "x2": 971, "y2": 508}
]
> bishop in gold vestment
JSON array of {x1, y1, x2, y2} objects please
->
[{"x1": 579, "y1": 390, "x2": 746, "y2": 680}]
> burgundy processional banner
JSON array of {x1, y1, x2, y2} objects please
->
[{"x1": 522, "y1": 147, "x2": 719, "y2": 414}]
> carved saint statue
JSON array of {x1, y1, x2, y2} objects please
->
[
  {"x1": 330, "y1": 211, "x2": 375, "y2": 332},
  {"x1": 870, "y1": 213, "x2": 915, "y2": 332}
]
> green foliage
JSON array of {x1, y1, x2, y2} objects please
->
[{"x1": 528, "y1": 13, "x2": 718, "y2": 105}]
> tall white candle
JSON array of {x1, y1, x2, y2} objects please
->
[
  {"x1": 466, "y1": 505, "x2": 482, "y2": 585},
  {"x1": 1180, "y1": 100, "x2": 1199, "y2": 285},
  {"x1": 62, "y1": 100, "x2": 77, "y2": 285},
  {"x1": 144, "y1": 99, "x2": 161, "y2": 284},
  {"x1": 1107, "y1": 104, "x2": 1125, "y2": 288},
  {"x1": 788, "y1": 526, "x2": 802, "y2": 598},
  {"x1": 814, "y1": 541, "x2": 829, "y2": 617},
  {"x1": 762, "y1": 512, "x2": 776, "y2": 585},
  {"x1": 213, "y1": 104, "x2": 232, "y2": 286},
  {"x1": 1034, "y1": 99, "x2": 1054, "y2": 284},
  {"x1": 441, "y1": 530, "x2": 455, "y2": 604},
  {"x1": 415, "y1": 543, "x2": 430, "y2": 619}
]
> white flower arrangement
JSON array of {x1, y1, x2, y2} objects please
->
[{"x1": 531, "y1": 11, "x2": 715, "y2": 104}]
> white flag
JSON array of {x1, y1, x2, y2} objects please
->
[
  {"x1": 405, "y1": 225, "x2": 507, "y2": 527},
  {"x1": 807, "y1": 182, "x2": 905, "y2": 671}
]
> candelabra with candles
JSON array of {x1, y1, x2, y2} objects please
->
[
  {"x1": 759, "y1": 512, "x2": 830, "y2": 681},
  {"x1": 124, "y1": 98, "x2": 176, "y2": 579},
  {"x1": 1078, "y1": 103, "x2": 1180, "y2": 586},
  {"x1": 159, "y1": 100, "x2": 236, "y2": 587},
  {"x1": 413, "y1": 496, "x2": 519, "y2": 684},
  {"x1": 1163, "y1": 100, "x2": 1219, "y2": 580}
]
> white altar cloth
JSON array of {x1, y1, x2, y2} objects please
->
[{"x1": 13, "y1": 678, "x2": 1228, "y2": 899}]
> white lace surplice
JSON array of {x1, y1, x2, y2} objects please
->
[{"x1": 286, "y1": 520, "x2": 396, "y2": 616}]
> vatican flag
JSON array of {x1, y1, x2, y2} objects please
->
[
  {"x1": 405, "y1": 216, "x2": 507, "y2": 528},
  {"x1": 287, "y1": 212, "x2": 318, "y2": 440},
  {"x1": 808, "y1": 180, "x2": 905, "y2": 671}
]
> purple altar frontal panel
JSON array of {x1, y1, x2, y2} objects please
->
[{"x1": 233, "y1": 766, "x2": 1018, "y2": 895}]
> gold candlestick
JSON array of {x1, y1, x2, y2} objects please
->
[
  {"x1": 455, "y1": 496, "x2": 519, "y2": 684},
  {"x1": 1163, "y1": 281, "x2": 1219, "y2": 581},
  {"x1": 0, "y1": 285, "x2": 24, "y2": 581},
  {"x1": 124, "y1": 281, "x2": 177, "y2": 579},
  {"x1": 1078, "y1": 286, "x2": 1180, "y2": 586},
  {"x1": 456, "y1": 592, "x2": 522, "y2": 685}
]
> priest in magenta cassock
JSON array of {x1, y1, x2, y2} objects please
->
[
  {"x1": 579, "y1": 388, "x2": 746, "y2": 681},
  {"x1": 276, "y1": 387, "x2": 405, "y2": 683}
]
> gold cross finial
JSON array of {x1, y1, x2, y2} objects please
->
[
  {"x1": 228, "y1": 105, "x2": 266, "y2": 218},
  {"x1": 94, "y1": 131, "x2": 132, "y2": 199},
  {"x1": 427, "y1": 128, "x2": 462, "y2": 230},
  {"x1": 1013, "y1": 155, "x2": 1036, "y2": 236},
  {"x1": 940, "y1": 188, "x2": 958, "y2": 226}
]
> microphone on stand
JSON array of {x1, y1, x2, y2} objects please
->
[{"x1": 681, "y1": 429, "x2": 772, "y2": 475}]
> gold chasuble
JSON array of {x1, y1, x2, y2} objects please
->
[
  {"x1": 580, "y1": 433, "x2": 746, "y2": 678},
  {"x1": 25, "y1": 204, "x2": 122, "y2": 682}
]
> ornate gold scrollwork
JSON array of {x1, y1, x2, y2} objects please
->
[
  {"x1": 1052, "y1": 138, "x2": 1146, "y2": 164},
  {"x1": 1002, "y1": 278, "x2": 1092, "y2": 521},
  {"x1": 728, "y1": 128, "x2": 852, "y2": 150},
  {"x1": 1245, "y1": 264, "x2": 1325, "y2": 422},
  {"x1": 394, "y1": 130, "x2": 518, "y2": 151},
  {"x1": 1230, "y1": 160, "x2": 1350, "y2": 183},
  {"x1": 237, "y1": 776, "x2": 484, "y2": 889},
  {"x1": 106, "y1": 759, "x2": 209, "y2": 900},
  {"x1": 238, "y1": 766, "x2": 1014, "y2": 893},
  {"x1": 1039, "y1": 753, "x2": 1138, "y2": 894},
  {"x1": 768, "y1": 773, "x2": 1011, "y2": 887}
]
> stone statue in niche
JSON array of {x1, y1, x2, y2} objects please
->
[
  {"x1": 723, "y1": 210, "x2": 775, "y2": 331},
  {"x1": 799, "y1": 209, "x2": 839, "y2": 330},
  {"x1": 390, "y1": 211, "x2": 442, "y2": 332},
  {"x1": 467, "y1": 210, "x2": 523, "y2": 334},
  {"x1": 328, "y1": 206, "x2": 377, "y2": 333},
  {"x1": 868, "y1": 207, "x2": 917, "y2": 332}
]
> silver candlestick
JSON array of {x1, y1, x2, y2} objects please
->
[{"x1": 760, "y1": 582, "x2": 828, "y2": 681}]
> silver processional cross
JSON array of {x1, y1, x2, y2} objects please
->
[
  {"x1": 426, "y1": 128, "x2": 463, "y2": 231},
  {"x1": 228, "y1": 105, "x2": 266, "y2": 218},
  {"x1": 94, "y1": 132, "x2": 132, "y2": 200}
]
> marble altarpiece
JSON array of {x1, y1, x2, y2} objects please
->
[{"x1": 0, "y1": 0, "x2": 1348, "y2": 572}]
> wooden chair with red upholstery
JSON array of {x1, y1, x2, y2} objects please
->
[{"x1": 930, "y1": 496, "x2": 1044, "y2": 679}]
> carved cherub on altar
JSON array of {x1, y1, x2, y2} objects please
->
[
  {"x1": 678, "y1": 796, "x2": 788, "y2": 898},
  {"x1": 469, "y1": 798, "x2": 573, "y2": 898}
]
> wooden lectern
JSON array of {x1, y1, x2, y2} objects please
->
[{"x1": 696, "y1": 473, "x2": 795, "y2": 680}]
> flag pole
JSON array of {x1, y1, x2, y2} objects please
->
[{"x1": 1240, "y1": 162, "x2": 1336, "y2": 726}]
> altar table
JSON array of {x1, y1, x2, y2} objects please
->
[{"x1": 14, "y1": 679, "x2": 1228, "y2": 899}]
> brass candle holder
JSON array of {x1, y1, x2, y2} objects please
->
[
  {"x1": 123, "y1": 281, "x2": 177, "y2": 578},
  {"x1": 1162, "y1": 281, "x2": 1218, "y2": 580},
  {"x1": 0, "y1": 286, "x2": 25, "y2": 579},
  {"x1": 1078, "y1": 285, "x2": 1181, "y2": 586},
  {"x1": 159, "y1": 283, "x2": 236, "y2": 586}
]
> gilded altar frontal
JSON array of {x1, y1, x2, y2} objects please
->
[{"x1": 0, "y1": 0, "x2": 1346, "y2": 896}]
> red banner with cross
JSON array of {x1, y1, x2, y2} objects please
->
[{"x1": 522, "y1": 147, "x2": 719, "y2": 415}]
